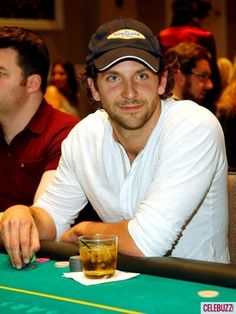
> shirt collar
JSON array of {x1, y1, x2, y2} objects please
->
[{"x1": 26, "y1": 98, "x2": 50, "y2": 135}]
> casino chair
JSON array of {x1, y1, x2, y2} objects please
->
[{"x1": 228, "y1": 171, "x2": 236, "y2": 264}]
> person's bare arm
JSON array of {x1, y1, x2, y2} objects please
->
[
  {"x1": 0, "y1": 205, "x2": 56, "y2": 269},
  {"x1": 61, "y1": 220, "x2": 144, "y2": 256},
  {"x1": 33, "y1": 170, "x2": 56, "y2": 202}
]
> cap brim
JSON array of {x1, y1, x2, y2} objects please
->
[{"x1": 94, "y1": 47, "x2": 160, "y2": 72}]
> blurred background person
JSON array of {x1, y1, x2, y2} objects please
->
[
  {"x1": 45, "y1": 59, "x2": 80, "y2": 117},
  {"x1": 158, "y1": 0, "x2": 215, "y2": 55},
  {"x1": 217, "y1": 57, "x2": 233, "y2": 91},
  {"x1": 0, "y1": 26, "x2": 79, "y2": 220},
  {"x1": 215, "y1": 79, "x2": 236, "y2": 171},
  {"x1": 230, "y1": 54, "x2": 236, "y2": 83},
  {"x1": 158, "y1": 0, "x2": 221, "y2": 112},
  {"x1": 165, "y1": 42, "x2": 213, "y2": 105}
]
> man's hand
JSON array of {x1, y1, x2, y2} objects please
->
[
  {"x1": 60, "y1": 221, "x2": 90, "y2": 243},
  {"x1": 0, "y1": 205, "x2": 40, "y2": 269}
]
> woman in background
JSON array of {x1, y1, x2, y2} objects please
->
[
  {"x1": 45, "y1": 59, "x2": 80, "y2": 117},
  {"x1": 217, "y1": 57, "x2": 233, "y2": 91}
]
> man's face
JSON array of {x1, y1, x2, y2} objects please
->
[
  {"x1": 0, "y1": 48, "x2": 27, "y2": 115},
  {"x1": 88, "y1": 60, "x2": 166, "y2": 131},
  {"x1": 182, "y1": 59, "x2": 213, "y2": 104}
]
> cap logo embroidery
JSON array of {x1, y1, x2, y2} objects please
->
[{"x1": 107, "y1": 29, "x2": 145, "y2": 40}]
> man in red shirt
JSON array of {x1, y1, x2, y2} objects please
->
[{"x1": 0, "y1": 26, "x2": 78, "y2": 218}]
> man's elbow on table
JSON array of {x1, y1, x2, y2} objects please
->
[{"x1": 61, "y1": 220, "x2": 144, "y2": 257}]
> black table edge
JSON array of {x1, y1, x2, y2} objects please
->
[{"x1": 1, "y1": 239, "x2": 236, "y2": 288}]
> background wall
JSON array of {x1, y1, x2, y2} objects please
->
[
  {"x1": 1, "y1": 0, "x2": 233, "y2": 70},
  {"x1": 38, "y1": 0, "x2": 234, "y2": 68},
  {"x1": 227, "y1": 0, "x2": 236, "y2": 60}
]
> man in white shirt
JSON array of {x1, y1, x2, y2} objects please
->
[{"x1": 1, "y1": 17, "x2": 229, "y2": 269}]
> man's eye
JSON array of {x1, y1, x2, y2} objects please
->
[
  {"x1": 107, "y1": 75, "x2": 119, "y2": 82},
  {"x1": 137, "y1": 73, "x2": 148, "y2": 80},
  {"x1": 0, "y1": 72, "x2": 7, "y2": 77}
]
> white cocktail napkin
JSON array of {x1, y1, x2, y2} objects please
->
[{"x1": 63, "y1": 270, "x2": 140, "y2": 286}]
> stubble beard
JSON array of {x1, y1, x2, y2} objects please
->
[
  {"x1": 106, "y1": 96, "x2": 159, "y2": 131},
  {"x1": 0, "y1": 86, "x2": 27, "y2": 116},
  {"x1": 182, "y1": 79, "x2": 203, "y2": 104}
]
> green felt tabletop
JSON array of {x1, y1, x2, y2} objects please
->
[{"x1": 0, "y1": 253, "x2": 236, "y2": 314}]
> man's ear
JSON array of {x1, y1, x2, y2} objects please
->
[
  {"x1": 26, "y1": 74, "x2": 41, "y2": 93},
  {"x1": 87, "y1": 77, "x2": 100, "y2": 101},
  {"x1": 176, "y1": 70, "x2": 186, "y2": 84},
  {"x1": 157, "y1": 71, "x2": 168, "y2": 95},
  {"x1": 174, "y1": 70, "x2": 187, "y2": 93}
]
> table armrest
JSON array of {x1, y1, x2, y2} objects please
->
[{"x1": 1, "y1": 239, "x2": 236, "y2": 288}]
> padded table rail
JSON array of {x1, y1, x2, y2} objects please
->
[{"x1": 1, "y1": 239, "x2": 236, "y2": 288}]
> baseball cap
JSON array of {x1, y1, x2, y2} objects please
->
[{"x1": 86, "y1": 17, "x2": 162, "y2": 72}]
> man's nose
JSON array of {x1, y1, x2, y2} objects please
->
[
  {"x1": 205, "y1": 78, "x2": 213, "y2": 90},
  {"x1": 121, "y1": 80, "x2": 138, "y2": 99}
]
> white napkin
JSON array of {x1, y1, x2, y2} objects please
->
[{"x1": 63, "y1": 270, "x2": 140, "y2": 286}]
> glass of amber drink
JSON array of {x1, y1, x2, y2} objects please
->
[{"x1": 79, "y1": 234, "x2": 118, "y2": 279}]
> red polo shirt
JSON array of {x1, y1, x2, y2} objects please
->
[{"x1": 0, "y1": 99, "x2": 79, "y2": 211}]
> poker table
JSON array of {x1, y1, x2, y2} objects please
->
[{"x1": 1, "y1": 241, "x2": 236, "y2": 314}]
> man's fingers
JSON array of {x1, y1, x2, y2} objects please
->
[
  {"x1": 61, "y1": 227, "x2": 78, "y2": 243},
  {"x1": 18, "y1": 216, "x2": 32, "y2": 265},
  {"x1": 30, "y1": 224, "x2": 40, "y2": 256},
  {"x1": 11, "y1": 216, "x2": 32, "y2": 269},
  {"x1": 0, "y1": 206, "x2": 41, "y2": 269},
  {"x1": 1, "y1": 218, "x2": 22, "y2": 268},
  {"x1": 1, "y1": 223, "x2": 15, "y2": 268},
  {"x1": 2, "y1": 215, "x2": 33, "y2": 269}
]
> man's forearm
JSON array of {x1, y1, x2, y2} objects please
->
[
  {"x1": 30, "y1": 206, "x2": 56, "y2": 240},
  {"x1": 61, "y1": 220, "x2": 144, "y2": 256}
]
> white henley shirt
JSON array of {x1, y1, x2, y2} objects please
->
[{"x1": 35, "y1": 99, "x2": 229, "y2": 262}]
